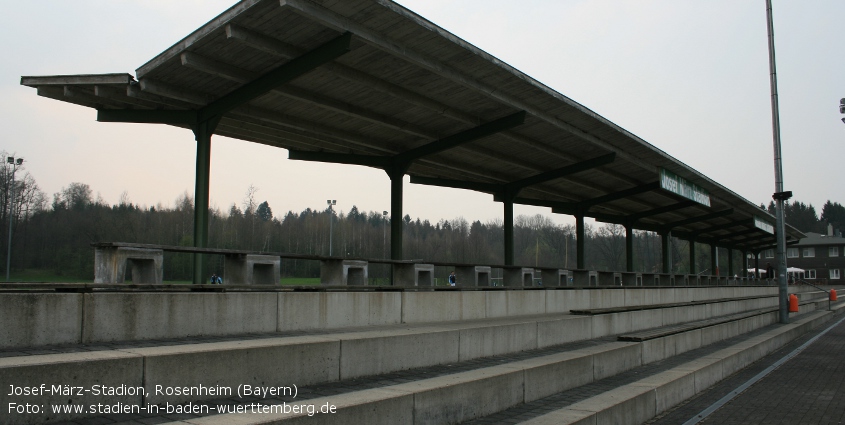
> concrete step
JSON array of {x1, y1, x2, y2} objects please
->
[
  {"x1": 0, "y1": 292, "x2": 789, "y2": 425},
  {"x1": 141, "y1": 299, "x2": 841, "y2": 425},
  {"x1": 477, "y1": 299, "x2": 845, "y2": 425}
]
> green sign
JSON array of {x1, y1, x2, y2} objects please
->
[
  {"x1": 659, "y1": 168, "x2": 711, "y2": 207},
  {"x1": 754, "y1": 216, "x2": 774, "y2": 234}
]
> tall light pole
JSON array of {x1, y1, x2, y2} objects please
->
[
  {"x1": 765, "y1": 0, "x2": 791, "y2": 324},
  {"x1": 382, "y1": 211, "x2": 388, "y2": 259},
  {"x1": 327, "y1": 199, "x2": 336, "y2": 256},
  {"x1": 6, "y1": 157, "x2": 23, "y2": 281}
]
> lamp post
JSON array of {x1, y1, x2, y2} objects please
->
[
  {"x1": 327, "y1": 200, "x2": 336, "y2": 256},
  {"x1": 765, "y1": 0, "x2": 790, "y2": 323},
  {"x1": 6, "y1": 157, "x2": 23, "y2": 281},
  {"x1": 382, "y1": 211, "x2": 388, "y2": 259}
]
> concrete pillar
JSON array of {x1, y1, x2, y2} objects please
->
[
  {"x1": 576, "y1": 214, "x2": 585, "y2": 269},
  {"x1": 661, "y1": 231, "x2": 671, "y2": 274},
  {"x1": 625, "y1": 224, "x2": 634, "y2": 272}
]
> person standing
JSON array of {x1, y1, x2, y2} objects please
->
[{"x1": 448, "y1": 271, "x2": 456, "y2": 286}]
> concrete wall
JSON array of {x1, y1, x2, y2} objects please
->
[{"x1": 1, "y1": 286, "x2": 779, "y2": 349}]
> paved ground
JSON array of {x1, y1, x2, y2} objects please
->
[{"x1": 647, "y1": 315, "x2": 845, "y2": 425}]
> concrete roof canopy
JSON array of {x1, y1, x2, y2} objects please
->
[{"x1": 20, "y1": 0, "x2": 803, "y2": 255}]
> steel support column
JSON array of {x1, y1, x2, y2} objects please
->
[
  {"x1": 625, "y1": 224, "x2": 634, "y2": 272},
  {"x1": 504, "y1": 196, "x2": 514, "y2": 266},
  {"x1": 388, "y1": 169, "x2": 403, "y2": 262},
  {"x1": 576, "y1": 214, "x2": 585, "y2": 270},
  {"x1": 727, "y1": 247, "x2": 734, "y2": 277},
  {"x1": 191, "y1": 118, "x2": 217, "y2": 285},
  {"x1": 711, "y1": 244, "x2": 718, "y2": 276},
  {"x1": 661, "y1": 231, "x2": 671, "y2": 274},
  {"x1": 689, "y1": 238, "x2": 696, "y2": 275}
]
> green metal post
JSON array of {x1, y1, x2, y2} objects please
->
[
  {"x1": 711, "y1": 244, "x2": 718, "y2": 277},
  {"x1": 625, "y1": 224, "x2": 634, "y2": 272},
  {"x1": 389, "y1": 170, "x2": 403, "y2": 262},
  {"x1": 689, "y1": 238, "x2": 696, "y2": 275},
  {"x1": 727, "y1": 247, "x2": 734, "y2": 277},
  {"x1": 504, "y1": 196, "x2": 514, "y2": 266},
  {"x1": 191, "y1": 120, "x2": 215, "y2": 285},
  {"x1": 576, "y1": 214, "x2": 585, "y2": 269},
  {"x1": 661, "y1": 231, "x2": 671, "y2": 274}
]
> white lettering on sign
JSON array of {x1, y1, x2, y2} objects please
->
[{"x1": 659, "y1": 168, "x2": 711, "y2": 207}]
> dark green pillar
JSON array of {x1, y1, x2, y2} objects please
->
[
  {"x1": 576, "y1": 214, "x2": 585, "y2": 269},
  {"x1": 689, "y1": 238, "x2": 696, "y2": 275},
  {"x1": 727, "y1": 247, "x2": 734, "y2": 277},
  {"x1": 711, "y1": 244, "x2": 718, "y2": 276},
  {"x1": 755, "y1": 252, "x2": 760, "y2": 278},
  {"x1": 389, "y1": 170, "x2": 403, "y2": 261},
  {"x1": 504, "y1": 197, "x2": 514, "y2": 266},
  {"x1": 661, "y1": 231, "x2": 671, "y2": 274},
  {"x1": 191, "y1": 118, "x2": 218, "y2": 285},
  {"x1": 625, "y1": 224, "x2": 634, "y2": 272}
]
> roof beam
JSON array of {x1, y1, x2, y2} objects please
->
[
  {"x1": 226, "y1": 22, "x2": 647, "y2": 191},
  {"x1": 505, "y1": 153, "x2": 615, "y2": 194},
  {"x1": 97, "y1": 109, "x2": 198, "y2": 125},
  {"x1": 626, "y1": 200, "x2": 697, "y2": 222},
  {"x1": 394, "y1": 111, "x2": 525, "y2": 164},
  {"x1": 408, "y1": 175, "x2": 501, "y2": 194},
  {"x1": 577, "y1": 182, "x2": 660, "y2": 210},
  {"x1": 199, "y1": 31, "x2": 352, "y2": 121},
  {"x1": 663, "y1": 209, "x2": 734, "y2": 230},
  {"x1": 283, "y1": 0, "x2": 651, "y2": 173},
  {"x1": 695, "y1": 219, "x2": 749, "y2": 236}
]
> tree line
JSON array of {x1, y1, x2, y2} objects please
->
[{"x1": 1, "y1": 157, "x2": 842, "y2": 281}]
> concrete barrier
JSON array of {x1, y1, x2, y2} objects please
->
[
  {"x1": 392, "y1": 263, "x2": 434, "y2": 286},
  {"x1": 224, "y1": 254, "x2": 280, "y2": 285},
  {"x1": 503, "y1": 267, "x2": 535, "y2": 286},
  {"x1": 320, "y1": 259, "x2": 367, "y2": 285},
  {"x1": 0, "y1": 293, "x2": 82, "y2": 348},
  {"x1": 82, "y1": 292, "x2": 278, "y2": 343},
  {"x1": 455, "y1": 265, "x2": 491, "y2": 286},
  {"x1": 94, "y1": 246, "x2": 163, "y2": 284},
  {"x1": 539, "y1": 268, "x2": 568, "y2": 286},
  {"x1": 1, "y1": 286, "x2": 781, "y2": 349}
]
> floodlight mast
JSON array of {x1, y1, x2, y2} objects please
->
[
  {"x1": 5, "y1": 157, "x2": 23, "y2": 281},
  {"x1": 765, "y1": 0, "x2": 790, "y2": 324}
]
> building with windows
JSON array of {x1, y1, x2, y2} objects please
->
[{"x1": 762, "y1": 230, "x2": 845, "y2": 283}]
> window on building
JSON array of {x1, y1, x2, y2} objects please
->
[
  {"x1": 787, "y1": 248, "x2": 799, "y2": 258},
  {"x1": 764, "y1": 249, "x2": 774, "y2": 258},
  {"x1": 831, "y1": 269, "x2": 841, "y2": 280},
  {"x1": 808, "y1": 270, "x2": 816, "y2": 279},
  {"x1": 830, "y1": 247, "x2": 839, "y2": 257},
  {"x1": 803, "y1": 247, "x2": 815, "y2": 257}
]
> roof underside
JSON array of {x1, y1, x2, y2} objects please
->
[{"x1": 20, "y1": 0, "x2": 802, "y2": 250}]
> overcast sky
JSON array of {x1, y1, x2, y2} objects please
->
[{"x1": 2, "y1": 0, "x2": 842, "y2": 226}]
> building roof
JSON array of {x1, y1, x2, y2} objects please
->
[
  {"x1": 19, "y1": 0, "x2": 803, "y2": 250},
  {"x1": 796, "y1": 232, "x2": 845, "y2": 247}
]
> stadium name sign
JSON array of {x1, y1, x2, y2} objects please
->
[
  {"x1": 754, "y1": 216, "x2": 775, "y2": 234},
  {"x1": 659, "y1": 168, "x2": 711, "y2": 207}
]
